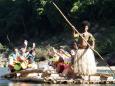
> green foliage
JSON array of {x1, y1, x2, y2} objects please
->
[
  {"x1": 35, "y1": 0, "x2": 48, "y2": 15},
  {"x1": 70, "y1": 0, "x2": 95, "y2": 13},
  {"x1": 71, "y1": 2, "x2": 80, "y2": 13},
  {"x1": 95, "y1": 26, "x2": 115, "y2": 55}
]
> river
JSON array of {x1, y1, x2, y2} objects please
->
[{"x1": 0, "y1": 67, "x2": 115, "y2": 86}]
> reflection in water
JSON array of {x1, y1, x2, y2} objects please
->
[{"x1": 6, "y1": 83, "x2": 115, "y2": 86}]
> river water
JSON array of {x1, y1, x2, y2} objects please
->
[{"x1": 0, "y1": 67, "x2": 115, "y2": 86}]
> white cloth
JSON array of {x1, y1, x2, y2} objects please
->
[{"x1": 74, "y1": 48, "x2": 96, "y2": 75}]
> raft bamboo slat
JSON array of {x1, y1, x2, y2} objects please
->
[
  {"x1": 1, "y1": 67, "x2": 115, "y2": 84},
  {"x1": 6, "y1": 76, "x2": 115, "y2": 84}
]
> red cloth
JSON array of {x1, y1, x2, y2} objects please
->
[{"x1": 56, "y1": 62, "x2": 70, "y2": 73}]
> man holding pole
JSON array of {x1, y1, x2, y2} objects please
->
[{"x1": 73, "y1": 21, "x2": 97, "y2": 77}]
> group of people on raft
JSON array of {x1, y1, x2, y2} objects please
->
[
  {"x1": 8, "y1": 40, "x2": 37, "y2": 72},
  {"x1": 8, "y1": 21, "x2": 97, "y2": 79},
  {"x1": 48, "y1": 21, "x2": 97, "y2": 78}
]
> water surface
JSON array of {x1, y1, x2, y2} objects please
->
[{"x1": 0, "y1": 67, "x2": 115, "y2": 86}]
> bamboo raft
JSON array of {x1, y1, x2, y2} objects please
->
[{"x1": 1, "y1": 67, "x2": 115, "y2": 84}]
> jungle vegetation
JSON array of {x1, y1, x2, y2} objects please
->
[{"x1": 0, "y1": 0, "x2": 115, "y2": 57}]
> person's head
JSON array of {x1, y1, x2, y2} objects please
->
[
  {"x1": 59, "y1": 49, "x2": 64, "y2": 53},
  {"x1": 58, "y1": 46, "x2": 65, "y2": 54},
  {"x1": 29, "y1": 49, "x2": 36, "y2": 56},
  {"x1": 14, "y1": 47, "x2": 19, "y2": 53},
  {"x1": 58, "y1": 57, "x2": 64, "y2": 63},
  {"x1": 82, "y1": 21, "x2": 90, "y2": 32},
  {"x1": 20, "y1": 47, "x2": 26, "y2": 53}
]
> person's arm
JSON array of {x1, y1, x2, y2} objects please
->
[
  {"x1": 92, "y1": 39, "x2": 95, "y2": 49},
  {"x1": 70, "y1": 50, "x2": 75, "y2": 56},
  {"x1": 73, "y1": 30, "x2": 80, "y2": 44},
  {"x1": 32, "y1": 43, "x2": 36, "y2": 50},
  {"x1": 28, "y1": 43, "x2": 36, "y2": 56},
  {"x1": 53, "y1": 48, "x2": 62, "y2": 57},
  {"x1": 15, "y1": 48, "x2": 20, "y2": 57},
  {"x1": 90, "y1": 34, "x2": 95, "y2": 49},
  {"x1": 73, "y1": 30, "x2": 79, "y2": 38},
  {"x1": 23, "y1": 40, "x2": 28, "y2": 52}
]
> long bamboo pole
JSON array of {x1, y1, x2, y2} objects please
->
[{"x1": 51, "y1": 1, "x2": 115, "y2": 75}]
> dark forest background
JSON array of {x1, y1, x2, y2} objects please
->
[{"x1": 0, "y1": 0, "x2": 115, "y2": 56}]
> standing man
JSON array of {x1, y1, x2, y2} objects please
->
[{"x1": 73, "y1": 21, "x2": 97, "y2": 76}]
